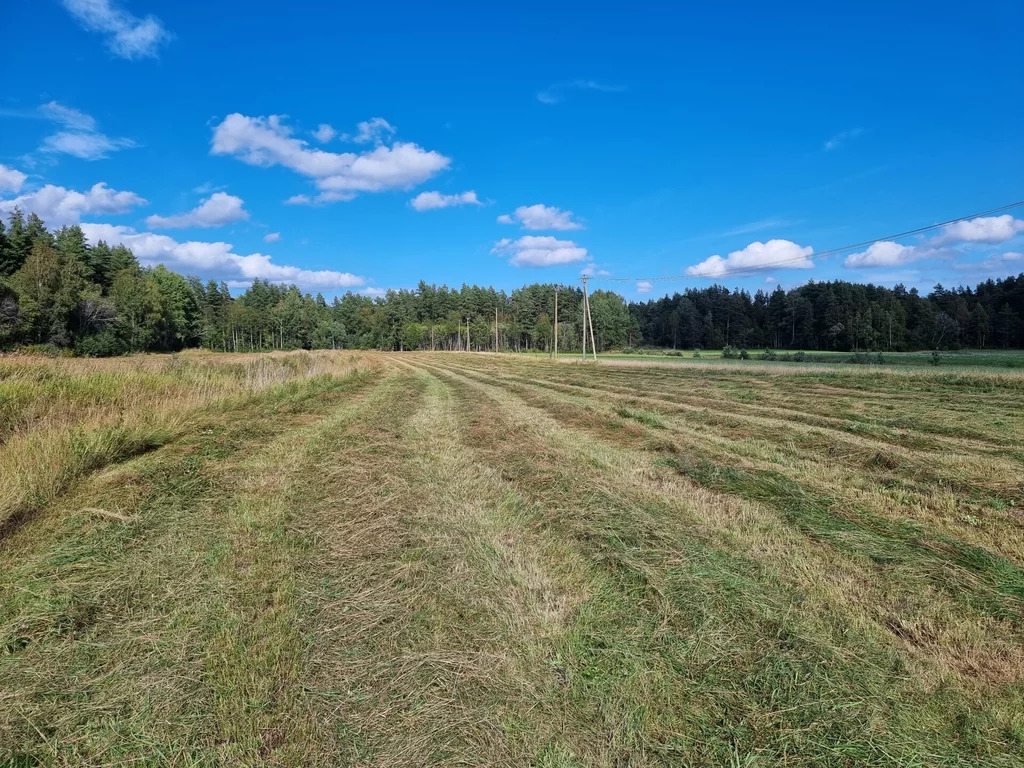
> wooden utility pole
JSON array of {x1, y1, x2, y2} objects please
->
[
  {"x1": 553, "y1": 287, "x2": 559, "y2": 360},
  {"x1": 581, "y1": 277, "x2": 588, "y2": 362},
  {"x1": 494, "y1": 306, "x2": 499, "y2": 352},
  {"x1": 581, "y1": 276, "x2": 597, "y2": 361}
]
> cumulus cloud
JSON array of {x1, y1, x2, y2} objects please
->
[
  {"x1": 0, "y1": 165, "x2": 27, "y2": 194},
  {"x1": 581, "y1": 263, "x2": 610, "y2": 277},
  {"x1": 687, "y1": 239, "x2": 814, "y2": 277},
  {"x1": 492, "y1": 236, "x2": 588, "y2": 267},
  {"x1": 410, "y1": 190, "x2": 481, "y2": 211},
  {"x1": 636, "y1": 280, "x2": 653, "y2": 294},
  {"x1": 536, "y1": 80, "x2": 625, "y2": 105},
  {"x1": 61, "y1": 0, "x2": 172, "y2": 59},
  {"x1": 313, "y1": 124, "x2": 337, "y2": 143},
  {"x1": 263, "y1": 232, "x2": 281, "y2": 243},
  {"x1": 929, "y1": 215, "x2": 1024, "y2": 247},
  {"x1": 497, "y1": 203, "x2": 583, "y2": 231},
  {"x1": 79, "y1": 222, "x2": 365, "y2": 291},
  {"x1": 211, "y1": 113, "x2": 449, "y2": 204},
  {"x1": 0, "y1": 182, "x2": 146, "y2": 227},
  {"x1": 37, "y1": 100, "x2": 135, "y2": 160},
  {"x1": 145, "y1": 192, "x2": 249, "y2": 229},
  {"x1": 843, "y1": 241, "x2": 935, "y2": 268}
]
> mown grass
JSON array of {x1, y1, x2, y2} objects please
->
[{"x1": 2, "y1": 350, "x2": 1023, "y2": 766}]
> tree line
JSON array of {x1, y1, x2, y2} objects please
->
[{"x1": 0, "y1": 210, "x2": 1021, "y2": 355}]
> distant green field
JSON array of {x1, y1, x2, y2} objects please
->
[{"x1": 595, "y1": 348, "x2": 1024, "y2": 369}]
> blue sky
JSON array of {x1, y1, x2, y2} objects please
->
[{"x1": 1, "y1": 0, "x2": 1022, "y2": 299}]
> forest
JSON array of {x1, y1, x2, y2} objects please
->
[{"x1": 1, "y1": 210, "x2": 1022, "y2": 355}]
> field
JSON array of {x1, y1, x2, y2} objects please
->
[
  {"x1": 2, "y1": 350, "x2": 1023, "y2": 767},
  {"x1": 600, "y1": 348, "x2": 1024, "y2": 369}
]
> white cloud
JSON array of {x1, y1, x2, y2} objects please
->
[
  {"x1": 211, "y1": 113, "x2": 449, "y2": 204},
  {"x1": 498, "y1": 203, "x2": 583, "y2": 231},
  {"x1": 823, "y1": 127, "x2": 864, "y2": 151},
  {"x1": 537, "y1": 80, "x2": 625, "y2": 105},
  {"x1": 492, "y1": 235, "x2": 588, "y2": 267},
  {"x1": 636, "y1": 280, "x2": 653, "y2": 294},
  {"x1": 79, "y1": 223, "x2": 365, "y2": 290},
  {"x1": 930, "y1": 215, "x2": 1024, "y2": 247},
  {"x1": 843, "y1": 241, "x2": 929, "y2": 268},
  {"x1": 355, "y1": 287, "x2": 388, "y2": 298},
  {"x1": 61, "y1": 0, "x2": 172, "y2": 59},
  {"x1": 687, "y1": 239, "x2": 814, "y2": 277},
  {"x1": 263, "y1": 232, "x2": 281, "y2": 243},
  {"x1": 145, "y1": 192, "x2": 249, "y2": 229},
  {"x1": 37, "y1": 100, "x2": 134, "y2": 160},
  {"x1": 410, "y1": 190, "x2": 482, "y2": 211},
  {"x1": 0, "y1": 182, "x2": 146, "y2": 227},
  {"x1": 581, "y1": 263, "x2": 610, "y2": 277},
  {"x1": 341, "y1": 117, "x2": 396, "y2": 145},
  {"x1": 0, "y1": 165, "x2": 27, "y2": 194},
  {"x1": 39, "y1": 101, "x2": 96, "y2": 131},
  {"x1": 953, "y1": 251, "x2": 1024, "y2": 274},
  {"x1": 313, "y1": 123, "x2": 337, "y2": 143}
]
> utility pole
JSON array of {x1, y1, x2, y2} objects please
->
[
  {"x1": 494, "y1": 306, "x2": 499, "y2": 352},
  {"x1": 466, "y1": 316, "x2": 471, "y2": 352},
  {"x1": 582, "y1": 275, "x2": 597, "y2": 361},
  {"x1": 581, "y1": 277, "x2": 588, "y2": 362},
  {"x1": 553, "y1": 287, "x2": 559, "y2": 360}
]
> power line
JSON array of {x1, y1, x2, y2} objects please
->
[{"x1": 592, "y1": 199, "x2": 1024, "y2": 284}]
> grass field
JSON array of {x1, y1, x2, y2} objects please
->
[
  {"x1": 2, "y1": 350, "x2": 1023, "y2": 766},
  {"x1": 600, "y1": 348, "x2": 1024, "y2": 369}
]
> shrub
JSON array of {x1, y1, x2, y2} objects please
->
[
  {"x1": 930, "y1": 350, "x2": 942, "y2": 366},
  {"x1": 77, "y1": 330, "x2": 128, "y2": 357},
  {"x1": 739, "y1": 348, "x2": 749, "y2": 360},
  {"x1": 721, "y1": 345, "x2": 739, "y2": 359},
  {"x1": 759, "y1": 349, "x2": 777, "y2": 361}
]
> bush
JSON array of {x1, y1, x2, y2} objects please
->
[
  {"x1": 76, "y1": 330, "x2": 128, "y2": 357},
  {"x1": 721, "y1": 345, "x2": 739, "y2": 359},
  {"x1": 793, "y1": 351, "x2": 808, "y2": 362},
  {"x1": 739, "y1": 348, "x2": 749, "y2": 360},
  {"x1": 759, "y1": 348, "x2": 777, "y2": 361},
  {"x1": 930, "y1": 350, "x2": 942, "y2": 366}
]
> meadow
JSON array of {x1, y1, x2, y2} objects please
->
[{"x1": 1, "y1": 350, "x2": 1023, "y2": 766}]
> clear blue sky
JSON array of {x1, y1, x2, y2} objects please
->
[{"x1": 2, "y1": 0, "x2": 1022, "y2": 299}]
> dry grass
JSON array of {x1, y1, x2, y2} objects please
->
[{"x1": 2, "y1": 350, "x2": 1023, "y2": 766}]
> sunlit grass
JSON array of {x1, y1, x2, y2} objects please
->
[{"x1": 2, "y1": 350, "x2": 1022, "y2": 765}]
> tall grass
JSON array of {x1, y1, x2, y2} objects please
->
[{"x1": 0, "y1": 351, "x2": 364, "y2": 535}]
